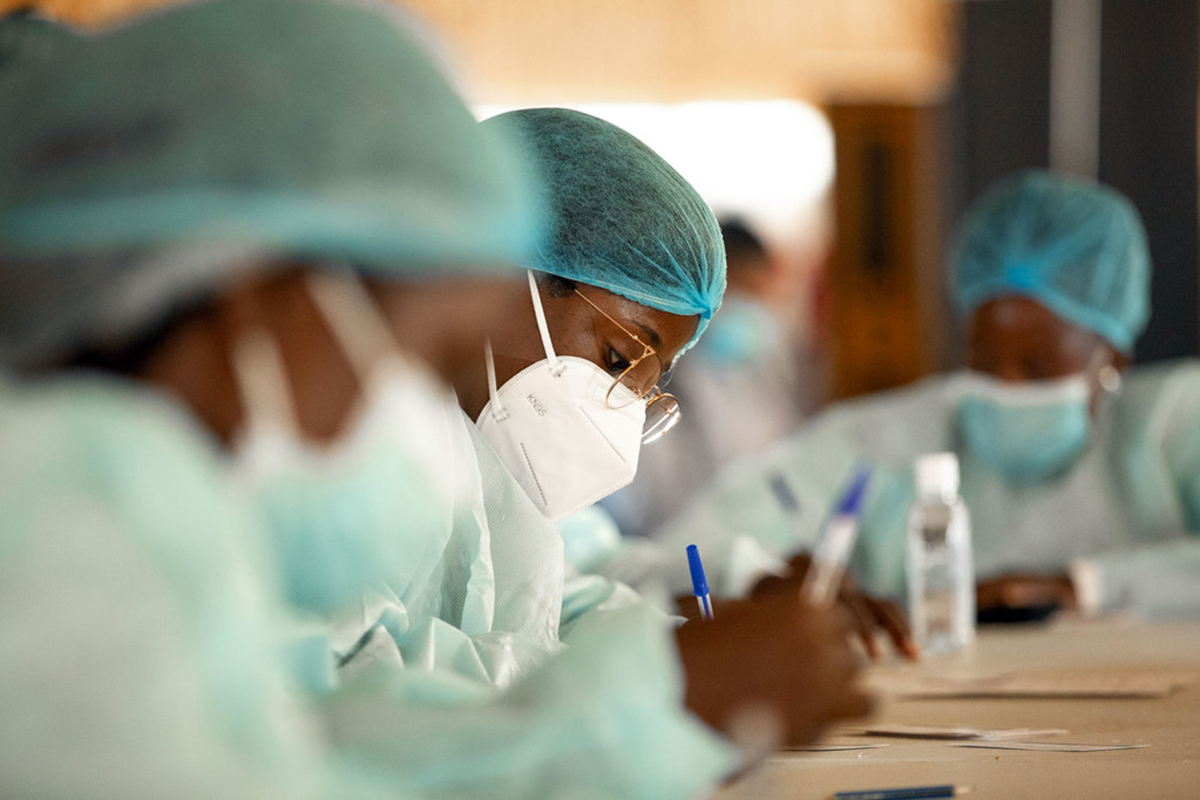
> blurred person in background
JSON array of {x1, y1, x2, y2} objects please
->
[
  {"x1": 654, "y1": 171, "x2": 1200, "y2": 622},
  {"x1": 0, "y1": 3, "x2": 871, "y2": 796},
  {"x1": 549, "y1": 210, "x2": 909, "y2": 658},
  {"x1": 599, "y1": 218, "x2": 816, "y2": 541},
  {"x1": 0, "y1": 0, "x2": 619, "y2": 794}
]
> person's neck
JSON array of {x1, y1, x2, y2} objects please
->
[{"x1": 453, "y1": 346, "x2": 491, "y2": 421}]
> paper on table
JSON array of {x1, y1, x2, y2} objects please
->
[
  {"x1": 955, "y1": 741, "x2": 1149, "y2": 752},
  {"x1": 859, "y1": 724, "x2": 1068, "y2": 741},
  {"x1": 786, "y1": 743, "x2": 891, "y2": 752},
  {"x1": 870, "y1": 670, "x2": 1193, "y2": 699}
]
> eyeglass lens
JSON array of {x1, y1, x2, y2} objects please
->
[
  {"x1": 642, "y1": 393, "x2": 680, "y2": 443},
  {"x1": 608, "y1": 354, "x2": 662, "y2": 407}
]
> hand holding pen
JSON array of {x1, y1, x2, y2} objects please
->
[
  {"x1": 677, "y1": 542, "x2": 873, "y2": 746},
  {"x1": 759, "y1": 554, "x2": 918, "y2": 661},
  {"x1": 674, "y1": 586, "x2": 875, "y2": 746},
  {"x1": 756, "y1": 468, "x2": 919, "y2": 660}
]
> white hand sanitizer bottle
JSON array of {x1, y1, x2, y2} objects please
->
[{"x1": 907, "y1": 452, "x2": 975, "y2": 654}]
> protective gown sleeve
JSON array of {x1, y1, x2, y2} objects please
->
[
  {"x1": 322, "y1": 409, "x2": 738, "y2": 798},
  {"x1": 326, "y1": 396, "x2": 565, "y2": 691},
  {"x1": 319, "y1": 600, "x2": 739, "y2": 800}
]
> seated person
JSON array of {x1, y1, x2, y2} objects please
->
[
  {"x1": 0, "y1": 0, "x2": 542, "y2": 794},
  {"x1": 649, "y1": 171, "x2": 1200, "y2": 621},
  {"x1": 0, "y1": 7, "x2": 871, "y2": 794},
  {"x1": 354, "y1": 106, "x2": 875, "y2": 749}
]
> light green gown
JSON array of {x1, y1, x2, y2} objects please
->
[
  {"x1": 647, "y1": 360, "x2": 1200, "y2": 618},
  {"x1": 0, "y1": 373, "x2": 352, "y2": 798},
  {"x1": 319, "y1": 371, "x2": 565, "y2": 690},
  {"x1": 0, "y1": 370, "x2": 735, "y2": 798},
  {"x1": 323, "y1": 389, "x2": 740, "y2": 799}
]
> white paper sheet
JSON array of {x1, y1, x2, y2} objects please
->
[
  {"x1": 955, "y1": 741, "x2": 1149, "y2": 752},
  {"x1": 869, "y1": 670, "x2": 1193, "y2": 699},
  {"x1": 786, "y1": 743, "x2": 892, "y2": 752}
]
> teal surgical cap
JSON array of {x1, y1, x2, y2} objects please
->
[
  {"x1": 0, "y1": 0, "x2": 537, "y2": 368},
  {"x1": 952, "y1": 171, "x2": 1151, "y2": 353},
  {"x1": 0, "y1": 11, "x2": 77, "y2": 71},
  {"x1": 482, "y1": 108, "x2": 726, "y2": 354}
]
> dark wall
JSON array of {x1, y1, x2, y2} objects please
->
[
  {"x1": 955, "y1": 0, "x2": 1198, "y2": 362},
  {"x1": 1099, "y1": 0, "x2": 1198, "y2": 362},
  {"x1": 957, "y1": 1, "x2": 1052, "y2": 209}
]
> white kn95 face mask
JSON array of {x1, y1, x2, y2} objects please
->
[{"x1": 476, "y1": 271, "x2": 645, "y2": 522}]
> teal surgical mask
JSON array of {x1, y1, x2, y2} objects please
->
[
  {"x1": 231, "y1": 270, "x2": 457, "y2": 616},
  {"x1": 957, "y1": 371, "x2": 1092, "y2": 485},
  {"x1": 695, "y1": 296, "x2": 782, "y2": 368}
]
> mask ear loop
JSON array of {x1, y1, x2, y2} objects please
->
[
  {"x1": 483, "y1": 339, "x2": 509, "y2": 422},
  {"x1": 231, "y1": 327, "x2": 303, "y2": 446},
  {"x1": 1097, "y1": 362, "x2": 1123, "y2": 395},
  {"x1": 526, "y1": 270, "x2": 565, "y2": 377},
  {"x1": 1085, "y1": 345, "x2": 1122, "y2": 437},
  {"x1": 305, "y1": 267, "x2": 404, "y2": 387},
  {"x1": 482, "y1": 271, "x2": 565, "y2": 423}
]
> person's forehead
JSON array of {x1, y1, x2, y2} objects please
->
[
  {"x1": 581, "y1": 283, "x2": 698, "y2": 352},
  {"x1": 970, "y1": 296, "x2": 1100, "y2": 356},
  {"x1": 974, "y1": 296, "x2": 1088, "y2": 335}
]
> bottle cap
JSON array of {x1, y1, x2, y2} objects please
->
[{"x1": 915, "y1": 452, "x2": 960, "y2": 497}]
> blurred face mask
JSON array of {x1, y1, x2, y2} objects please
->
[
  {"x1": 956, "y1": 370, "x2": 1092, "y2": 485},
  {"x1": 695, "y1": 296, "x2": 782, "y2": 368},
  {"x1": 231, "y1": 270, "x2": 454, "y2": 615},
  {"x1": 476, "y1": 271, "x2": 645, "y2": 522}
]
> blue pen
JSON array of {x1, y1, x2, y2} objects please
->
[
  {"x1": 686, "y1": 544, "x2": 713, "y2": 620},
  {"x1": 830, "y1": 785, "x2": 969, "y2": 800}
]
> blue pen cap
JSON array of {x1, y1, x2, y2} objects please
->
[
  {"x1": 768, "y1": 471, "x2": 802, "y2": 516},
  {"x1": 834, "y1": 466, "x2": 873, "y2": 517},
  {"x1": 686, "y1": 544, "x2": 710, "y2": 596}
]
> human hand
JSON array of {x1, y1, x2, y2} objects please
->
[
  {"x1": 674, "y1": 593, "x2": 874, "y2": 747},
  {"x1": 673, "y1": 593, "x2": 742, "y2": 623},
  {"x1": 976, "y1": 572, "x2": 1075, "y2": 611},
  {"x1": 751, "y1": 553, "x2": 919, "y2": 661}
]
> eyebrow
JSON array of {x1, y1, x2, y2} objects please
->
[{"x1": 631, "y1": 321, "x2": 662, "y2": 349}]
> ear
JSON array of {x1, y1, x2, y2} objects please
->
[{"x1": 1111, "y1": 347, "x2": 1131, "y2": 373}]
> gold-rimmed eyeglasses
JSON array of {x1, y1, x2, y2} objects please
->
[{"x1": 573, "y1": 287, "x2": 682, "y2": 443}]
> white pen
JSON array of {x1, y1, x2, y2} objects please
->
[{"x1": 801, "y1": 467, "x2": 871, "y2": 606}]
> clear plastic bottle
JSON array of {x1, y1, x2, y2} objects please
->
[{"x1": 907, "y1": 452, "x2": 975, "y2": 654}]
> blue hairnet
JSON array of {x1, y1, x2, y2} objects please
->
[
  {"x1": 482, "y1": 108, "x2": 726, "y2": 354},
  {"x1": 952, "y1": 171, "x2": 1151, "y2": 353},
  {"x1": 0, "y1": 0, "x2": 537, "y2": 368}
]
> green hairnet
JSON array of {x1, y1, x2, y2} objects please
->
[
  {"x1": 0, "y1": 0, "x2": 537, "y2": 368},
  {"x1": 482, "y1": 108, "x2": 726, "y2": 354},
  {"x1": 952, "y1": 171, "x2": 1151, "y2": 353}
]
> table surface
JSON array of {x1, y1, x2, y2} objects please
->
[{"x1": 715, "y1": 619, "x2": 1200, "y2": 800}]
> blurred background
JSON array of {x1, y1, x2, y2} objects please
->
[{"x1": 5, "y1": 0, "x2": 1196, "y2": 410}]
